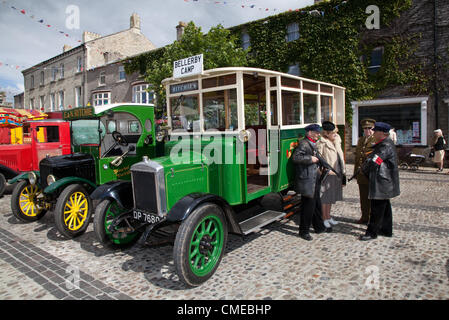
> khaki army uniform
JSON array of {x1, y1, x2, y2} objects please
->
[{"x1": 354, "y1": 128, "x2": 376, "y2": 223}]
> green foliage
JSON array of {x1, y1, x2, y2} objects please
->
[{"x1": 139, "y1": 22, "x2": 248, "y2": 108}]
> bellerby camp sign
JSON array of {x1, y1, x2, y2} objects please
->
[{"x1": 173, "y1": 54, "x2": 203, "y2": 78}]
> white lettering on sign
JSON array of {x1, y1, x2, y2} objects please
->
[{"x1": 173, "y1": 54, "x2": 204, "y2": 78}]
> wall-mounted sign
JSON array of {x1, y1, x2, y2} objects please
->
[
  {"x1": 63, "y1": 107, "x2": 94, "y2": 120},
  {"x1": 170, "y1": 81, "x2": 199, "y2": 94},
  {"x1": 173, "y1": 54, "x2": 203, "y2": 79}
]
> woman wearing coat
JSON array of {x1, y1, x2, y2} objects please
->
[
  {"x1": 432, "y1": 129, "x2": 446, "y2": 172},
  {"x1": 317, "y1": 121, "x2": 346, "y2": 231}
]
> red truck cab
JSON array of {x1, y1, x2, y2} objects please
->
[{"x1": 0, "y1": 120, "x2": 71, "y2": 196}]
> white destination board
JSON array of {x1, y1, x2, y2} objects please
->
[{"x1": 173, "y1": 54, "x2": 203, "y2": 78}]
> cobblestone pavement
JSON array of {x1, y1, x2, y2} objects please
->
[{"x1": 0, "y1": 164, "x2": 448, "y2": 300}]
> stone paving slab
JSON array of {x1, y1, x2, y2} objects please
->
[{"x1": 0, "y1": 164, "x2": 448, "y2": 300}]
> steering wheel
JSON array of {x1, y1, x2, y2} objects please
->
[{"x1": 112, "y1": 131, "x2": 128, "y2": 147}]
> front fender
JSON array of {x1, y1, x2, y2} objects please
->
[
  {"x1": 167, "y1": 193, "x2": 242, "y2": 234},
  {"x1": 8, "y1": 171, "x2": 40, "y2": 185},
  {"x1": 44, "y1": 177, "x2": 97, "y2": 195},
  {"x1": 90, "y1": 181, "x2": 133, "y2": 210}
]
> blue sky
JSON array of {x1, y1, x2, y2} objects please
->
[{"x1": 0, "y1": 0, "x2": 314, "y2": 103}]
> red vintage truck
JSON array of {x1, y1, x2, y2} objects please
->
[{"x1": 0, "y1": 120, "x2": 71, "y2": 196}]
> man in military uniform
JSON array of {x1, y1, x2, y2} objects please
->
[{"x1": 353, "y1": 118, "x2": 376, "y2": 224}]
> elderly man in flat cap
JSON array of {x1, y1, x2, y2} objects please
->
[
  {"x1": 353, "y1": 118, "x2": 376, "y2": 224},
  {"x1": 291, "y1": 124, "x2": 326, "y2": 241},
  {"x1": 360, "y1": 122, "x2": 400, "y2": 241}
]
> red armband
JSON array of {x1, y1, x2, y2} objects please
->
[{"x1": 372, "y1": 155, "x2": 383, "y2": 165}]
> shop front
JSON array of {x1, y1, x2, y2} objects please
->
[{"x1": 351, "y1": 97, "x2": 429, "y2": 147}]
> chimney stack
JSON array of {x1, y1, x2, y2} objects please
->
[
  {"x1": 176, "y1": 21, "x2": 187, "y2": 41},
  {"x1": 63, "y1": 44, "x2": 73, "y2": 53},
  {"x1": 130, "y1": 13, "x2": 141, "y2": 30},
  {"x1": 82, "y1": 31, "x2": 102, "y2": 43}
]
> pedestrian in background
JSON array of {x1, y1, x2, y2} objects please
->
[
  {"x1": 291, "y1": 124, "x2": 326, "y2": 241},
  {"x1": 353, "y1": 118, "x2": 376, "y2": 225},
  {"x1": 360, "y1": 122, "x2": 400, "y2": 241},
  {"x1": 317, "y1": 121, "x2": 345, "y2": 232},
  {"x1": 432, "y1": 129, "x2": 446, "y2": 172}
]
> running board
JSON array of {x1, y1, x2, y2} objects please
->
[{"x1": 239, "y1": 210, "x2": 286, "y2": 235}]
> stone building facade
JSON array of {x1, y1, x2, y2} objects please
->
[
  {"x1": 351, "y1": 0, "x2": 449, "y2": 152},
  {"x1": 21, "y1": 13, "x2": 156, "y2": 112}
]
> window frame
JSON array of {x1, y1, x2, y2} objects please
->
[
  {"x1": 286, "y1": 22, "x2": 300, "y2": 42},
  {"x1": 93, "y1": 91, "x2": 111, "y2": 106}
]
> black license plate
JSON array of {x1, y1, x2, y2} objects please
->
[{"x1": 133, "y1": 210, "x2": 163, "y2": 225}]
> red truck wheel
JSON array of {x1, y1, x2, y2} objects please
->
[{"x1": 11, "y1": 180, "x2": 47, "y2": 222}]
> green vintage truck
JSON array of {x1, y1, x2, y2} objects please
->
[
  {"x1": 91, "y1": 67, "x2": 346, "y2": 286},
  {"x1": 10, "y1": 103, "x2": 161, "y2": 238}
]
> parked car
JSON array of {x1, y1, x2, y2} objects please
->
[{"x1": 9, "y1": 103, "x2": 159, "y2": 239}]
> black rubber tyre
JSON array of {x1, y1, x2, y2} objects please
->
[
  {"x1": 399, "y1": 163, "x2": 409, "y2": 170},
  {"x1": 11, "y1": 180, "x2": 47, "y2": 222},
  {"x1": 173, "y1": 203, "x2": 228, "y2": 287},
  {"x1": 93, "y1": 199, "x2": 140, "y2": 247},
  {"x1": 54, "y1": 184, "x2": 93, "y2": 238},
  {"x1": 0, "y1": 173, "x2": 6, "y2": 197}
]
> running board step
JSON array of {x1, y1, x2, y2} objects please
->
[{"x1": 239, "y1": 210, "x2": 286, "y2": 235}]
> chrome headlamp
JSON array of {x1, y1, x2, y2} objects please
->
[
  {"x1": 28, "y1": 172, "x2": 37, "y2": 185},
  {"x1": 46, "y1": 175, "x2": 56, "y2": 186}
]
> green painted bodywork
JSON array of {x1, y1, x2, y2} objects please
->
[
  {"x1": 8, "y1": 171, "x2": 39, "y2": 185},
  {"x1": 44, "y1": 176, "x2": 98, "y2": 194},
  {"x1": 147, "y1": 128, "x2": 306, "y2": 212}
]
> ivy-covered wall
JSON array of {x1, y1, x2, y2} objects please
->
[{"x1": 125, "y1": 0, "x2": 438, "y2": 127}]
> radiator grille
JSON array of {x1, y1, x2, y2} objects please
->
[{"x1": 132, "y1": 171, "x2": 158, "y2": 214}]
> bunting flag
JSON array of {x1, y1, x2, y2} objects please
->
[
  {"x1": 0, "y1": 0, "x2": 82, "y2": 44},
  {"x1": 183, "y1": 0, "x2": 349, "y2": 16}
]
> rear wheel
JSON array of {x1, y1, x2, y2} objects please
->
[
  {"x1": 93, "y1": 199, "x2": 140, "y2": 246},
  {"x1": 173, "y1": 203, "x2": 227, "y2": 287},
  {"x1": 11, "y1": 180, "x2": 47, "y2": 222},
  {"x1": 399, "y1": 163, "x2": 409, "y2": 170},
  {"x1": 54, "y1": 184, "x2": 93, "y2": 238}
]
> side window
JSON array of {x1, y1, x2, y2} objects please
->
[
  {"x1": 107, "y1": 120, "x2": 116, "y2": 133},
  {"x1": 128, "y1": 120, "x2": 140, "y2": 134},
  {"x1": 37, "y1": 126, "x2": 60, "y2": 143}
]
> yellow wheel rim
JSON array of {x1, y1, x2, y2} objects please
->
[
  {"x1": 19, "y1": 185, "x2": 43, "y2": 217},
  {"x1": 63, "y1": 192, "x2": 89, "y2": 231}
]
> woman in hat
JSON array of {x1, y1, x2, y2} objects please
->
[
  {"x1": 432, "y1": 129, "x2": 446, "y2": 172},
  {"x1": 317, "y1": 121, "x2": 346, "y2": 231}
]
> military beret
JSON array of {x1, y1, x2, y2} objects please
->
[
  {"x1": 322, "y1": 121, "x2": 336, "y2": 131},
  {"x1": 373, "y1": 122, "x2": 391, "y2": 133},
  {"x1": 361, "y1": 118, "x2": 376, "y2": 129},
  {"x1": 304, "y1": 124, "x2": 321, "y2": 132}
]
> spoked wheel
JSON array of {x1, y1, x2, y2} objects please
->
[
  {"x1": 54, "y1": 184, "x2": 93, "y2": 238},
  {"x1": 399, "y1": 163, "x2": 409, "y2": 170},
  {"x1": 410, "y1": 164, "x2": 419, "y2": 171},
  {"x1": 93, "y1": 199, "x2": 140, "y2": 246},
  {"x1": 11, "y1": 180, "x2": 47, "y2": 222},
  {"x1": 173, "y1": 203, "x2": 227, "y2": 287}
]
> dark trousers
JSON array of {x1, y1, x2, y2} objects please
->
[
  {"x1": 366, "y1": 199, "x2": 393, "y2": 237},
  {"x1": 358, "y1": 183, "x2": 371, "y2": 222},
  {"x1": 299, "y1": 182, "x2": 325, "y2": 235}
]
